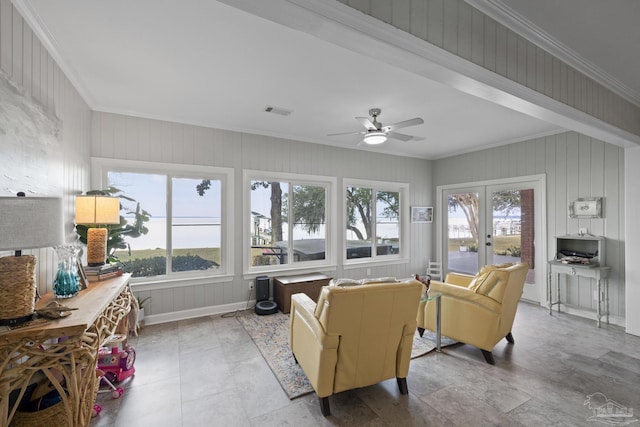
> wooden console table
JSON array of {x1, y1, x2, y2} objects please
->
[
  {"x1": 0, "y1": 274, "x2": 132, "y2": 426},
  {"x1": 273, "y1": 273, "x2": 331, "y2": 314},
  {"x1": 547, "y1": 261, "x2": 610, "y2": 327}
]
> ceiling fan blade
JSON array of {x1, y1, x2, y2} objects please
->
[
  {"x1": 327, "y1": 130, "x2": 366, "y2": 137},
  {"x1": 382, "y1": 117, "x2": 424, "y2": 132},
  {"x1": 356, "y1": 117, "x2": 378, "y2": 131},
  {"x1": 387, "y1": 131, "x2": 416, "y2": 142}
]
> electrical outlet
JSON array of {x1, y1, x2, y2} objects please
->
[
  {"x1": 249, "y1": 281, "x2": 254, "y2": 290},
  {"x1": 366, "y1": 268, "x2": 371, "y2": 276}
]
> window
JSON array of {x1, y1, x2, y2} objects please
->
[
  {"x1": 245, "y1": 171, "x2": 336, "y2": 274},
  {"x1": 344, "y1": 179, "x2": 408, "y2": 264},
  {"x1": 92, "y1": 158, "x2": 234, "y2": 282}
]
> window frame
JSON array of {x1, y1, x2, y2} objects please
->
[
  {"x1": 91, "y1": 157, "x2": 235, "y2": 289},
  {"x1": 343, "y1": 178, "x2": 410, "y2": 268},
  {"x1": 243, "y1": 170, "x2": 337, "y2": 276}
]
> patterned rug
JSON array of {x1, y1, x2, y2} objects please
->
[{"x1": 237, "y1": 310, "x2": 455, "y2": 400}]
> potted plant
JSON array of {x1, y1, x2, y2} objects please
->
[
  {"x1": 75, "y1": 187, "x2": 151, "y2": 264},
  {"x1": 136, "y1": 295, "x2": 151, "y2": 328}
]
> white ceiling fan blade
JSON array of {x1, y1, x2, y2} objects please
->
[
  {"x1": 327, "y1": 130, "x2": 366, "y2": 137},
  {"x1": 382, "y1": 117, "x2": 424, "y2": 132},
  {"x1": 387, "y1": 131, "x2": 415, "y2": 142},
  {"x1": 356, "y1": 117, "x2": 378, "y2": 130}
]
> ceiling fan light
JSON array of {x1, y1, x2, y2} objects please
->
[{"x1": 363, "y1": 131, "x2": 387, "y2": 145}]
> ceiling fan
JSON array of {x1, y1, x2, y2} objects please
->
[{"x1": 328, "y1": 108, "x2": 424, "y2": 145}]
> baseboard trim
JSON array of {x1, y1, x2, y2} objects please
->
[
  {"x1": 144, "y1": 300, "x2": 256, "y2": 325},
  {"x1": 556, "y1": 305, "x2": 624, "y2": 328}
]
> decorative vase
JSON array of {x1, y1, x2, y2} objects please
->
[{"x1": 53, "y1": 245, "x2": 81, "y2": 298}]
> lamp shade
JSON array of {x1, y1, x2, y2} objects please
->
[
  {"x1": 75, "y1": 196, "x2": 120, "y2": 225},
  {"x1": 0, "y1": 196, "x2": 63, "y2": 251}
]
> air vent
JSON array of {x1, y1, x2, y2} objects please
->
[{"x1": 264, "y1": 105, "x2": 292, "y2": 116}]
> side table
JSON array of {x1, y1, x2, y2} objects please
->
[
  {"x1": 419, "y1": 292, "x2": 442, "y2": 352},
  {"x1": 273, "y1": 273, "x2": 331, "y2": 314},
  {"x1": 0, "y1": 274, "x2": 133, "y2": 426}
]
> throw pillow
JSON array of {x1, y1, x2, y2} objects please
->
[{"x1": 330, "y1": 278, "x2": 362, "y2": 287}]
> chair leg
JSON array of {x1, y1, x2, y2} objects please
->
[
  {"x1": 319, "y1": 396, "x2": 331, "y2": 417},
  {"x1": 417, "y1": 327, "x2": 425, "y2": 337},
  {"x1": 293, "y1": 353, "x2": 298, "y2": 364},
  {"x1": 505, "y1": 332, "x2": 515, "y2": 344},
  {"x1": 481, "y1": 349, "x2": 495, "y2": 365},
  {"x1": 397, "y1": 377, "x2": 408, "y2": 395}
]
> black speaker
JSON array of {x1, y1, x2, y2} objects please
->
[{"x1": 255, "y1": 276, "x2": 270, "y2": 302}]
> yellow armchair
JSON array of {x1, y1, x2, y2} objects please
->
[
  {"x1": 416, "y1": 262, "x2": 529, "y2": 364},
  {"x1": 289, "y1": 279, "x2": 422, "y2": 416}
]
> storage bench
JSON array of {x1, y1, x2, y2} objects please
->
[{"x1": 273, "y1": 273, "x2": 331, "y2": 314}]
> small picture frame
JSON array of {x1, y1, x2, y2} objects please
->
[
  {"x1": 411, "y1": 206, "x2": 433, "y2": 223},
  {"x1": 77, "y1": 259, "x2": 88, "y2": 289},
  {"x1": 569, "y1": 197, "x2": 603, "y2": 218}
]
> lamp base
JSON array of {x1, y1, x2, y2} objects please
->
[
  {"x1": 0, "y1": 255, "x2": 37, "y2": 325},
  {"x1": 87, "y1": 227, "x2": 108, "y2": 266},
  {"x1": 0, "y1": 313, "x2": 34, "y2": 326}
]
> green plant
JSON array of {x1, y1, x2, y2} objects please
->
[
  {"x1": 137, "y1": 295, "x2": 151, "y2": 309},
  {"x1": 75, "y1": 187, "x2": 151, "y2": 259}
]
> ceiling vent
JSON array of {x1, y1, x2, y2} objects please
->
[{"x1": 264, "y1": 105, "x2": 292, "y2": 116}]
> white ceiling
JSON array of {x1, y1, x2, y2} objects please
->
[{"x1": 18, "y1": 0, "x2": 635, "y2": 159}]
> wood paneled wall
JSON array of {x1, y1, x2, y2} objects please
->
[
  {"x1": 0, "y1": 0, "x2": 91, "y2": 295},
  {"x1": 92, "y1": 112, "x2": 433, "y2": 318},
  {"x1": 338, "y1": 0, "x2": 640, "y2": 138},
  {"x1": 434, "y1": 131, "x2": 625, "y2": 320}
]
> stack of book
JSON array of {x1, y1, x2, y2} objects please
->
[{"x1": 84, "y1": 264, "x2": 123, "y2": 282}]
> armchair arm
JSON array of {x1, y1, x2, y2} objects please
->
[
  {"x1": 289, "y1": 293, "x2": 339, "y2": 397},
  {"x1": 429, "y1": 281, "x2": 501, "y2": 313},
  {"x1": 442, "y1": 273, "x2": 474, "y2": 287}
]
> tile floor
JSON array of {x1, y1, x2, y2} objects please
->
[{"x1": 91, "y1": 302, "x2": 640, "y2": 426}]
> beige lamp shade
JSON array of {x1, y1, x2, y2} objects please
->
[
  {"x1": 75, "y1": 196, "x2": 120, "y2": 225},
  {"x1": 0, "y1": 196, "x2": 63, "y2": 325},
  {"x1": 75, "y1": 196, "x2": 120, "y2": 266}
]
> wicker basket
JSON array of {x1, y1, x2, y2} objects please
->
[
  {"x1": 11, "y1": 401, "x2": 69, "y2": 427},
  {"x1": 0, "y1": 255, "x2": 37, "y2": 322}
]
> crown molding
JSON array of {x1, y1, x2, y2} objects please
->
[
  {"x1": 465, "y1": 0, "x2": 640, "y2": 107},
  {"x1": 13, "y1": 0, "x2": 96, "y2": 108}
]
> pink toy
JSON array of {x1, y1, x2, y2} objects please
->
[{"x1": 95, "y1": 334, "x2": 135, "y2": 403}]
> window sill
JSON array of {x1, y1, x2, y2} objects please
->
[{"x1": 130, "y1": 273, "x2": 235, "y2": 291}]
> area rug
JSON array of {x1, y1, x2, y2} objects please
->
[{"x1": 237, "y1": 310, "x2": 455, "y2": 400}]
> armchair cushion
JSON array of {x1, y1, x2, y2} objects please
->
[{"x1": 468, "y1": 265, "x2": 511, "y2": 303}]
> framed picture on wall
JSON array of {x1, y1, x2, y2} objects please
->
[
  {"x1": 569, "y1": 197, "x2": 603, "y2": 218},
  {"x1": 411, "y1": 206, "x2": 433, "y2": 223}
]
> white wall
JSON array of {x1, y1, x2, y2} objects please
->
[
  {"x1": 0, "y1": 0, "x2": 91, "y2": 295},
  {"x1": 339, "y1": 0, "x2": 640, "y2": 138},
  {"x1": 625, "y1": 146, "x2": 640, "y2": 336},
  {"x1": 434, "y1": 131, "x2": 626, "y2": 323},
  {"x1": 91, "y1": 112, "x2": 434, "y2": 320}
]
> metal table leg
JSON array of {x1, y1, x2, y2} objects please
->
[{"x1": 435, "y1": 294, "x2": 441, "y2": 352}]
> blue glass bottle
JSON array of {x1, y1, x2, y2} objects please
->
[{"x1": 53, "y1": 245, "x2": 81, "y2": 298}]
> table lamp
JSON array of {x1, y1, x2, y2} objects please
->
[
  {"x1": 75, "y1": 195, "x2": 120, "y2": 266},
  {"x1": 0, "y1": 194, "x2": 63, "y2": 326}
]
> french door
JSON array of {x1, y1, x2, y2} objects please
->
[{"x1": 439, "y1": 176, "x2": 545, "y2": 303}]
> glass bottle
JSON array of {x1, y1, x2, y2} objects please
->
[{"x1": 53, "y1": 245, "x2": 81, "y2": 298}]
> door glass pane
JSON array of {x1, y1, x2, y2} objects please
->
[
  {"x1": 492, "y1": 188, "x2": 534, "y2": 285},
  {"x1": 171, "y1": 177, "x2": 221, "y2": 273},
  {"x1": 291, "y1": 184, "x2": 326, "y2": 262},
  {"x1": 447, "y1": 192, "x2": 479, "y2": 274}
]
